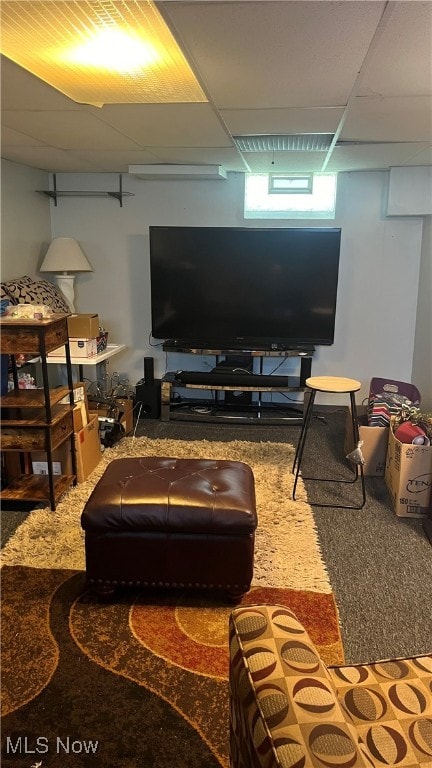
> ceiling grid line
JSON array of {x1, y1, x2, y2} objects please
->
[
  {"x1": 321, "y1": 1, "x2": 396, "y2": 172},
  {"x1": 1, "y1": 0, "x2": 430, "y2": 173}
]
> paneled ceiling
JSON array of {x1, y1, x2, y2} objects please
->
[{"x1": 1, "y1": 0, "x2": 431, "y2": 174}]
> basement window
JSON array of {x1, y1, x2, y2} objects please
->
[
  {"x1": 269, "y1": 174, "x2": 313, "y2": 194},
  {"x1": 244, "y1": 173, "x2": 337, "y2": 219}
]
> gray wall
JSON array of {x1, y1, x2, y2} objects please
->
[
  {"x1": 1, "y1": 160, "x2": 50, "y2": 279},
  {"x1": 1, "y1": 160, "x2": 430, "y2": 408},
  {"x1": 412, "y1": 215, "x2": 432, "y2": 411}
]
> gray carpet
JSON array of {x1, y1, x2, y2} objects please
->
[
  {"x1": 2, "y1": 407, "x2": 431, "y2": 665},
  {"x1": 292, "y1": 410, "x2": 432, "y2": 664}
]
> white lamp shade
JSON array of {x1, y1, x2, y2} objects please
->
[{"x1": 40, "y1": 238, "x2": 93, "y2": 273}]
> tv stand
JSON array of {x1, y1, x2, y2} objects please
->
[
  {"x1": 160, "y1": 346, "x2": 313, "y2": 425},
  {"x1": 164, "y1": 340, "x2": 315, "y2": 354}
]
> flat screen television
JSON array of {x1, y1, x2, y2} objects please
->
[{"x1": 149, "y1": 226, "x2": 341, "y2": 350}]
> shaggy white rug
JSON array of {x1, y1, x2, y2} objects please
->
[{"x1": 1, "y1": 436, "x2": 331, "y2": 593}]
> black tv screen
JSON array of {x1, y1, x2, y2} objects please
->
[{"x1": 149, "y1": 226, "x2": 341, "y2": 349}]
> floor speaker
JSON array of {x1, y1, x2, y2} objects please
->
[
  {"x1": 135, "y1": 380, "x2": 161, "y2": 419},
  {"x1": 144, "y1": 356, "x2": 154, "y2": 385}
]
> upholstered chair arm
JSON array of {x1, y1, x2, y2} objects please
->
[{"x1": 229, "y1": 604, "x2": 367, "y2": 768}]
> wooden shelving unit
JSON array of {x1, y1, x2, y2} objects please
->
[{"x1": 0, "y1": 315, "x2": 77, "y2": 510}]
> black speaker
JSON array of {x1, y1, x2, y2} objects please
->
[
  {"x1": 224, "y1": 390, "x2": 253, "y2": 407},
  {"x1": 144, "y1": 356, "x2": 154, "y2": 385},
  {"x1": 135, "y1": 380, "x2": 161, "y2": 419},
  {"x1": 219, "y1": 355, "x2": 253, "y2": 408}
]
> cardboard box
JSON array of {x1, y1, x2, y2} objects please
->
[
  {"x1": 344, "y1": 405, "x2": 389, "y2": 476},
  {"x1": 385, "y1": 420, "x2": 432, "y2": 518},
  {"x1": 32, "y1": 460, "x2": 62, "y2": 475},
  {"x1": 31, "y1": 445, "x2": 68, "y2": 477},
  {"x1": 71, "y1": 401, "x2": 88, "y2": 432},
  {"x1": 74, "y1": 415, "x2": 102, "y2": 482},
  {"x1": 114, "y1": 397, "x2": 134, "y2": 434},
  {"x1": 58, "y1": 382, "x2": 89, "y2": 430},
  {"x1": 67, "y1": 313, "x2": 99, "y2": 339},
  {"x1": 58, "y1": 381, "x2": 88, "y2": 406},
  {"x1": 48, "y1": 338, "x2": 98, "y2": 358},
  {"x1": 30, "y1": 415, "x2": 102, "y2": 484},
  {"x1": 69, "y1": 338, "x2": 98, "y2": 358},
  {"x1": 89, "y1": 396, "x2": 134, "y2": 437}
]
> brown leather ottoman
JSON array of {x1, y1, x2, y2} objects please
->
[{"x1": 80, "y1": 456, "x2": 257, "y2": 601}]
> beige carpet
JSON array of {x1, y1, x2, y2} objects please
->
[{"x1": 1, "y1": 436, "x2": 331, "y2": 593}]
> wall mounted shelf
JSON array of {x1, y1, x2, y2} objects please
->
[{"x1": 37, "y1": 173, "x2": 134, "y2": 207}]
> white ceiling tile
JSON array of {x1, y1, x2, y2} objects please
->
[
  {"x1": 1, "y1": 125, "x2": 45, "y2": 146},
  {"x1": 1, "y1": 110, "x2": 142, "y2": 150},
  {"x1": 0, "y1": 1, "x2": 430, "y2": 174},
  {"x1": 399, "y1": 144, "x2": 432, "y2": 166},
  {"x1": 341, "y1": 96, "x2": 432, "y2": 141},
  {"x1": 145, "y1": 146, "x2": 247, "y2": 171},
  {"x1": 221, "y1": 107, "x2": 344, "y2": 136},
  {"x1": 70, "y1": 149, "x2": 161, "y2": 173},
  {"x1": 1, "y1": 56, "x2": 81, "y2": 110},
  {"x1": 161, "y1": 0, "x2": 386, "y2": 107},
  {"x1": 357, "y1": 1, "x2": 432, "y2": 97},
  {"x1": 326, "y1": 142, "x2": 431, "y2": 171},
  {"x1": 93, "y1": 103, "x2": 233, "y2": 147},
  {"x1": 0, "y1": 146, "x2": 100, "y2": 172}
]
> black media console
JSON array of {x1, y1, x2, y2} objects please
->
[{"x1": 160, "y1": 345, "x2": 314, "y2": 425}]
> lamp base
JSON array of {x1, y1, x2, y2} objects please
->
[{"x1": 55, "y1": 274, "x2": 75, "y2": 312}]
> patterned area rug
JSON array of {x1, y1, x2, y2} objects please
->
[
  {"x1": 1, "y1": 436, "x2": 342, "y2": 766},
  {"x1": 1, "y1": 566, "x2": 343, "y2": 768}
]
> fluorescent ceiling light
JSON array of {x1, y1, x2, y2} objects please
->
[
  {"x1": 233, "y1": 135, "x2": 334, "y2": 152},
  {"x1": 0, "y1": 0, "x2": 207, "y2": 107}
]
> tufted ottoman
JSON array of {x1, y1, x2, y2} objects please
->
[{"x1": 80, "y1": 456, "x2": 257, "y2": 601}]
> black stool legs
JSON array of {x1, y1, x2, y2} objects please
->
[{"x1": 292, "y1": 391, "x2": 366, "y2": 509}]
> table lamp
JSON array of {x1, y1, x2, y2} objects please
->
[{"x1": 40, "y1": 237, "x2": 93, "y2": 311}]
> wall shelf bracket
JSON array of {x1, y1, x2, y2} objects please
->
[{"x1": 37, "y1": 173, "x2": 134, "y2": 207}]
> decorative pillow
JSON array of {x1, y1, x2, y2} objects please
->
[
  {"x1": 1, "y1": 275, "x2": 34, "y2": 305},
  {"x1": 2, "y1": 277, "x2": 70, "y2": 313},
  {"x1": 0, "y1": 283, "x2": 16, "y2": 304},
  {"x1": 2, "y1": 275, "x2": 33, "y2": 290}
]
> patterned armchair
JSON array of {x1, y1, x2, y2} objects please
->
[{"x1": 229, "y1": 605, "x2": 432, "y2": 767}]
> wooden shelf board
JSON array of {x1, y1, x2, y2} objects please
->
[
  {"x1": 183, "y1": 382, "x2": 304, "y2": 392},
  {"x1": 1, "y1": 474, "x2": 75, "y2": 503},
  {"x1": 0, "y1": 386, "x2": 70, "y2": 408},
  {"x1": 1, "y1": 404, "x2": 72, "y2": 427}
]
